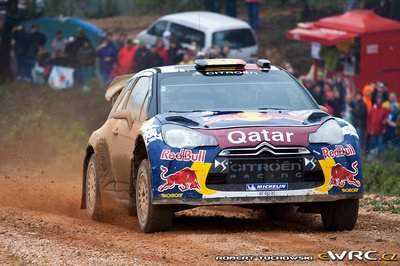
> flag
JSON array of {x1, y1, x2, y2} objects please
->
[{"x1": 48, "y1": 66, "x2": 74, "y2": 89}]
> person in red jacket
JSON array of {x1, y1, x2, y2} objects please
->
[
  {"x1": 117, "y1": 39, "x2": 136, "y2": 74},
  {"x1": 367, "y1": 96, "x2": 389, "y2": 161}
]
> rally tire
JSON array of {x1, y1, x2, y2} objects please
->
[
  {"x1": 136, "y1": 159, "x2": 173, "y2": 233},
  {"x1": 85, "y1": 154, "x2": 103, "y2": 221},
  {"x1": 321, "y1": 199, "x2": 359, "y2": 231}
]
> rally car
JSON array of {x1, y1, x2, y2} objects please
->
[{"x1": 81, "y1": 59, "x2": 363, "y2": 233}]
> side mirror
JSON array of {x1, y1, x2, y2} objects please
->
[
  {"x1": 319, "y1": 105, "x2": 329, "y2": 113},
  {"x1": 112, "y1": 110, "x2": 133, "y2": 129}
]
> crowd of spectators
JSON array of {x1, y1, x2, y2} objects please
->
[
  {"x1": 9, "y1": 24, "x2": 232, "y2": 90},
  {"x1": 301, "y1": 74, "x2": 399, "y2": 161}
]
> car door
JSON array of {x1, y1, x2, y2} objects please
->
[{"x1": 109, "y1": 74, "x2": 152, "y2": 193}]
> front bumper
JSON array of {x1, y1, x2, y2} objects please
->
[{"x1": 153, "y1": 193, "x2": 363, "y2": 205}]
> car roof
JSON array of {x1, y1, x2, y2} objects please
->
[
  {"x1": 159, "y1": 11, "x2": 251, "y2": 32},
  {"x1": 156, "y1": 64, "x2": 281, "y2": 74}
]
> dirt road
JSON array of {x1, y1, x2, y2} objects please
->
[{"x1": 0, "y1": 164, "x2": 399, "y2": 265}]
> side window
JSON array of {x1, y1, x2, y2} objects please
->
[
  {"x1": 139, "y1": 96, "x2": 149, "y2": 122},
  {"x1": 126, "y1": 77, "x2": 150, "y2": 122},
  {"x1": 109, "y1": 78, "x2": 137, "y2": 117},
  {"x1": 212, "y1": 29, "x2": 256, "y2": 49},
  {"x1": 170, "y1": 23, "x2": 205, "y2": 48},
  {"x1": 148, "y1": 21, "x2": 168, "y2": 37},
  {"x1": 115, "y1": 92, "x2": 130, "y2": 113}
]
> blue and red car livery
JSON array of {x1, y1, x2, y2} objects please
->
[{"x1": 82, "y1": 59, "x2": 363, "y2": 233}]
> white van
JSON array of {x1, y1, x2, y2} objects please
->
[{"x1": 136, "y1": 11, "x2": 258, "y2": 62}]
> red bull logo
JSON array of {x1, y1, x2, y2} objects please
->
[
  {"x1": 322, "y1": 144, "x2": 356, "y2": 159},
  {"x1": 158, "y1": 166, "x2": 201, "y2": 192},
  {"x1": 160, "y1": 149, "x2": 206, "y2": 162},
  {"x1": 204, "y1": 112, "x2": 306, "y2": 125},
  {"x1": 329, "y1": 161, "x2": 360, "y2": 188}
]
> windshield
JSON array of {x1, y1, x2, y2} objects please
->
[
  {"x1": 212, "y1": 29, "x2": 256, "y2": 49},
  {"x1": 158, "y1": 70, "x2": 317, "y2": 113}
]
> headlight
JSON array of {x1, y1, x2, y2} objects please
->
[
  {"x1": 309, "y1": 119, "x2": 344, "y2": 145},
  {"x1": 162, "y1": 124, "x2": 218, "y2": 148}
]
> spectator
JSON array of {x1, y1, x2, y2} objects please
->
[
  {"x1": 383, "y1": 92, "x2": 399, "y2": 109},
  {"x1": 168, "y1": 39, "x2": 184, "y2": 64},
  {"x1": 362, "y1": 83, "x2": 374, "y2": 111},
  {"x1": 162, "y1": 30, "x2": 172, "y2": 48},
  {"x1": 225, "y1": 0, "x2": 238, "y2": 17},
  {"x1": 372, "y1": 82, "x2": 389, "y2": 105},
  {"x1": 155, "y1": 38, "x2": 169, "y2": 65},
  {"x1": 246, "y1": 0, "x2": 261, "y2": 29},
  {"x1": 134, "y1": 40, "x2": 152, "y2": 72},
  {"x1": 311, "y1": 84, "x2": 325, "y2": 106},
  {"x1": 113, "y1": 32, "x2": 127, "y2": 52},
  {"x1": 349, "y1": 91, "x2": 368, "y2": 151},
  {"x1": 0, "y1": 16, "x2": 13, "y2": 83},
  {"x1": 77, "y1": 40, "x2": 96, "y2": 91},
  {"x1": 386, "y1": 102, "x2": 398, "y2": 146},
  {"x1": 51, "y1": 30, "x2": 66, "y2": 56},
  {"x1": 179, "y1": 52, "x2": 194, "y2": 65},
  {"x1": 25, "y1": 24, "x2": 47, "y2": 82},
  {"x1": 220, "y1": 45, "x2": 231, "y2": 58},
  {"x1": 367, "y1": 96, "x2": 389, "y2": 161},
  {"x1": 12, "y1": 24, "x2": 28, "y2": 81},
  {"x1": 110, "y1": 63, "x2": 124, "y2": 81},
  {"x1": 149, "y1": 44, "x2": 164, "y2": 67},
  {"x1": 64, "y1": 36, "x2": 77, "y2": 67},
  {"x1": 96, "y1": 37, "x2": 117, "y2": 83},
  {"x1": 75, "y1": 28, "x2": 90, "y2": 52},
  {"x1": 118, "y1": 39, "x2": 136, "y2": 74},
  {"x1": 328, "y1": 85, "x2": 345, "y2": 118}
]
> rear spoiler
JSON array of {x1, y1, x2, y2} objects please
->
[{"x1": 105, "y1": 74, "x2": 134, "y2": 102}]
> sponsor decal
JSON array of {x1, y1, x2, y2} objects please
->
[
  {"x1": 204, "y1": 70, "x2": 258, "y2": 75},
  {"x1": 342, "y1": 188, "x2": 359, "y2": 193},
  {"x1": 228, "y1": 130, "x2": 294, "y2": 144},
  {"x1": 160, "y1": 193, "x2": 183, "y2": 199},
  {"x1": 246, "y1": 183, "x2": 288, "y2": 191},
  {"x1": 321, "y1": 144, "x2": 355, "y2": 159},
  {"x1": 214, "y1": 159, "x2": 228, "y2": 173},
  {"x1": 304, "y1": 157, "x2": 316, "y2": 170},
  {"x1": 160, "y1": 149, "x2": 206, "y2": 162},
  {"x1": 329, "y1": 161, "x2": 360, "y2": 188},
  {"x1": 230, "y1": 162, "x2": 301, "y2": 172},
  {"x1": 204, "y1": 112, "x2": 306, "y2": 125},
  {"x1": 158, "y1": 166, "x2": 201, "y2": 192}
]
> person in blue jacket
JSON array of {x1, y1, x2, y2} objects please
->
[{"x1": 96, "y1": 33, "x2": 117, "y2": 83}]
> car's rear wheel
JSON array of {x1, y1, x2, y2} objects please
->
[
  {"x1": 136, "y1": 159, "x2": 173, "y2": 233},
  {"x1": 85, "y1": 154, "x2": 103, "y2": 221},
  {"x1": 321, "y1": 199, "x2": 359, "y2": 231}
]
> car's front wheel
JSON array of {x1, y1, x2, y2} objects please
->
[
  {"x1": 85, "y1": 154, "x2": 103, "y2": 221},
  {"x1": 136, "y1": 159, "x2": 173, "y2": 233},
  {"x1": 321, "y1": 199, "x2": 359, "y2": 231}
]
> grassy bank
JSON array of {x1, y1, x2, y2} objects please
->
[{"x1": 0, "y1": 82, "x2": 110, "y2": 166}]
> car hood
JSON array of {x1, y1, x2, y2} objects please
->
[{"x1": 156, "y1": 110, "x2": 330, "y2": 129}]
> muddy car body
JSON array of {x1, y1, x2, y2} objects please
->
[{"x1": 82, "y1": 59, "x2": 363, "y2": 233}]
